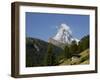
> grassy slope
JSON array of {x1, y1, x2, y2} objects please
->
[
  {"x1": 59, "y1": 49, "x2": 89, "y2": 65},
  {"x1": 79, "y1": 49, "x2": 89, "y2": 64}
]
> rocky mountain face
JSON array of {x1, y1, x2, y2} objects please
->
[{"x1": 48, "y1": 24, "x2": 79, "y2": 46}]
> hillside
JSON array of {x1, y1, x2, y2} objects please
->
[
  {"x1": 26, "y1": 37, "x2": 89, "y2": 67},
  {"x1": 26, "y1": 37, "x2": 64, "y2": 67},
  {"x1": 59, "y1": 49, "x2": 89, "y2": 65}
]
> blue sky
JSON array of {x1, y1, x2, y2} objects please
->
[{"x1": 26, "y1": 12, "x2": 89, "y2": 41}]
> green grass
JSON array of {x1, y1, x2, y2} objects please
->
[
  {"x1": 59, "y1": 58, "x2": 71, "y2": 65},
  {"x1": 80, "y1": 59, "x2": 89, "y2": 64},
  {"x1": 59, "y1": 49, "x2": 89, "y2": 65},
  {"x1": 79, "y1": 49, "x2": 89, "y2": 63}
]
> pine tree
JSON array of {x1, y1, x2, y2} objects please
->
[
  {"x1": 78, "y1": 35, "x2": 89, "y2": 53},
  {"x1": 70, "y1": 40, "x2": 78, "y2": 55},
  {"x1": 77, "y1": 41, "x2": 83, "y2": 53},
  {"x1": 44, "y1": 43, "x2": 53, "y2": 66},
  {"x1": 64, "y1": 45, "x2": 71, "y2": 59}
]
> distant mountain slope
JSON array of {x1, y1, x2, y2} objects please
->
[{"x1": 26, "y1": 37, "x2": 64, "y2": 67}]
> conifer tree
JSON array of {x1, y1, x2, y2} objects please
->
[
  {"x1": 44, "y1": 43, "x2": 53, "y2": 66},
  {"x1": 70, "y1": 40, "x2": 78, "y2": 55},
  {"x1": 64, "y1": 45, "x2": 71, "y2": 59}
]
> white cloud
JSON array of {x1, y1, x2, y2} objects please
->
[{"x1": 59, "y1": 23, "x2": 72, "y2": 34}]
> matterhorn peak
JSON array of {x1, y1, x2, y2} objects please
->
[
  {"x1": 48, "y1": 23, "x2": 79, "y2": 45},
  {"x1": 53, "y1": 23, "x2": 74, "y2": 43}
]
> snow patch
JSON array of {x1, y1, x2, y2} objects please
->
[{"x1": 52, "y1": 23, "x2": 79, "y2": 44}]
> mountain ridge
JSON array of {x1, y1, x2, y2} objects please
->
[
  {"x1": 26, "y1": 37, "x2": 64, "y2": 67},
  {"x1": 48, "y1": 23, "x2": 79, "y2": 46}
]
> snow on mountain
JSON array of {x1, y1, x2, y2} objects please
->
[{"x1": 49, "y1": 23, "x2": 79, "y2": 45}]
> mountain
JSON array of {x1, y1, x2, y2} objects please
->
[
  {"x1": 48, "y1": 24, "x2": 79, "y2": 46},
  {"x1": 26, "y1": 37, "x2": 64, "y2": 67}
]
